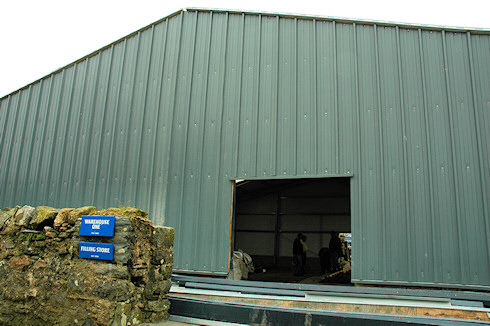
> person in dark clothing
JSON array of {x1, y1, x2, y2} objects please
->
[
  {"x1": 292, "y1": 233, "x2": 304, "y2": 276},
  {"x1": 329, "y1": 232, "x2": 342, "y2": 272}
]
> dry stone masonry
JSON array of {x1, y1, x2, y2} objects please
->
[{"x1": 0, "y1": 205, "x2": 174, "y2": 325}]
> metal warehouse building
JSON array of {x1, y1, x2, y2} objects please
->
[{"x1": 0, "y1": 9, "x2": 488, "y2": 290}]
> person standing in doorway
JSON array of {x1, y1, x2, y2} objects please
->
[{"x1": 293, "y1": 233, "x2": 304, "y2": 276}]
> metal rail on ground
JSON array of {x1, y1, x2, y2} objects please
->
[
  {"x1": 171, "y1": 274, "x2": 490, "y2": 307},
  {"x1": 169, "y1": 296, "x2": 490, "y2": 326}
]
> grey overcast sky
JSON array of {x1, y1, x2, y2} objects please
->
[{"x1": 1, "y1": 0, "x2": 488, "y2": 98}]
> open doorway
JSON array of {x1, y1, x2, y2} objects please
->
[{"x1": 231, "y1": 177, "x2": 351, "y2": 284}]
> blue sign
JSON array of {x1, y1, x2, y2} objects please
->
[
  {"x1": 79, "y1": 241, "x2": 114, "y2": 261},
  {"x1": 80, "y1": 215, "x2": 115, "y2": 237}
]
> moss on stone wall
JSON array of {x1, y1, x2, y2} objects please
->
[{"x1": 0, "y1": 205, "x2": 173, "y2": 326}]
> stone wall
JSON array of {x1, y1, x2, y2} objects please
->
[{"x1": 0, "y1": 205, "x2": 174, "y2": 326}]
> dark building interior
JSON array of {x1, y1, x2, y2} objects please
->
[{"x1": 233, "y1": 177, "x2": 351, "y2": 283}]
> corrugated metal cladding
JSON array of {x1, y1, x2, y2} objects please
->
[{"x1": 0, "y1": 9, "x2": 489, "y2": 289}]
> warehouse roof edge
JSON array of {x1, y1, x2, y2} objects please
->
[{"x1": 1, "y1": 7, "x2": 489, "y2": 102}]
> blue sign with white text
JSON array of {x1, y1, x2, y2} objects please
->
[
  {"x1": 79, "y1": 242, "x2": 114, "y2": 261},
  {"x1": 80, "y1": 215, "x2": 115, "y2": 237}
]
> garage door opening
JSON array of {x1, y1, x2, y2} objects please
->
[{"x1": 231, "y1": 177, "x2": 351, "y2": 284}]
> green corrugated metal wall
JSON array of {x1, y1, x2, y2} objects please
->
[{"x1": 0, "y1": 9, "x2": 488, "y2": 289}]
